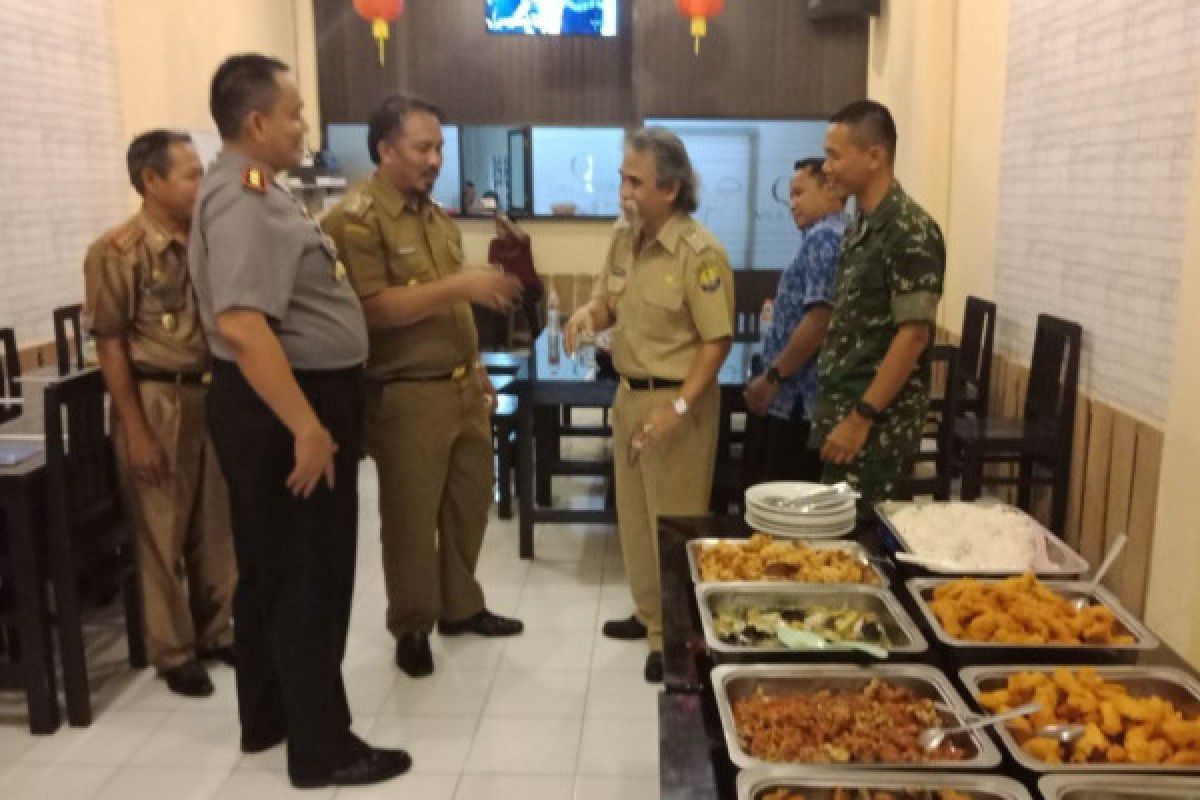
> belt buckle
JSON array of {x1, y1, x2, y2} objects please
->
[
  {"x1": 620, "y1": 377, "x2": 631, "y2": 391},
  {"x1": 201, "y1": 372, "x2": 212, "y2": 386},
  {"x1": 451, "y1": 364, "x2": 467, "y2": 380}
]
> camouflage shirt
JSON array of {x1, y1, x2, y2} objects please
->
[{"x1": 812, "y1": 183, "x2": 945, "y2": 436}]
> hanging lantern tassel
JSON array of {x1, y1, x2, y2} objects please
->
[
  {"x1": 690, "y1": 15, "x2": 706, "y2": 55},
  {"x1": 373, "y1": 18, "x2": 390, "y2": 65}
]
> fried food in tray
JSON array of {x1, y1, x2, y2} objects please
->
[
  {"x1": 733, "y1": 678, "x2": 968, "y2": 765},
  {"x1": 928, "y1": 574, "x2": 1135, "y2": 646},
  {"x1": 714, "y1": 605, "x2": 889, "y2": 649},
  {"x1": 978, "y1": 667, "x2": 1200, "y2": 766},
  {"x1": 761, "y1": 790, "x2": 973, "y2": 800},
  {"x1": 698, "y1": 533, "x2": 880, "y2": 585}
]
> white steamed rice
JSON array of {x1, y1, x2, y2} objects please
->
[{"x1": 888, "y1": 502, "x2": 1048, "y2": 571}]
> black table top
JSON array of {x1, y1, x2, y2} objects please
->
[
  {"x1": 0, "y1": 367, "x2": 59, "y2": 479},
  {"x1": 656, "y1": 514, "x2": 1200, "y2": 800}
]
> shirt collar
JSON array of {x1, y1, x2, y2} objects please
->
[
  {"x1": 639, "y1": 212, "x2": 689, "y2": 255},
  {"x1": 861, "y1": 182, "x2": 905, "y2": 233},
  {"x1": 370, "y1": 172, "x2": 433, "y2": 220},
  {"x1": 136, "y1": 209, "x2": 185, "y2": 254},
  {"x1": 804, "y1": 210, "x2": 849, "y2": 237}
]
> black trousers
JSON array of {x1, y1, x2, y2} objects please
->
[
  {"x1": 763, "y1": 408, "x2": 823, "y2": 483},
  {"x1": 207, "y1": 359, "x2": 364, "y2": 783}
]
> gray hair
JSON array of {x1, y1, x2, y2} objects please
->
[{"x1": 625, "y1": 127, "x2": 699, "y2": 213}]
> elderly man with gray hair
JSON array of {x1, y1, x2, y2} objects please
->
[{"x1": 564, "y1": 127, "x2": 734, "y2": 682}]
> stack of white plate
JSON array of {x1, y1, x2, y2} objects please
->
[{"x1": 743, "y1": 481, "x2": 858, "y2": 539}]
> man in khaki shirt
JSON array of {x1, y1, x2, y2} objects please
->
[
  {"x1": 322, "y1": 94, "x2": 524, "y2": 679},
  {"x1": 83, "y1": 131, "x2": 236, "y2": 697},
  {"x1": 565, "y1": 128, "x2": 734, "y2": 682}
]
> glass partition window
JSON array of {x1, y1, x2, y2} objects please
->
[
  {"x1": 531, "y1": 126, "x2": 624, "y2": 217},
  {"x1": 647, "y1": 118, "x2": 828, "y2": 269}
]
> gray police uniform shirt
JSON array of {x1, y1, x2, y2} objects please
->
[{"x1": 188, "y1": 149, "x2": 368, "y2": 370}]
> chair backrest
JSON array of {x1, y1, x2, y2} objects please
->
[
  {"x1": 43, "y1": 369, "x2": 122, "y2": 545},
  {"x1": 0, "y1": 327, "x2": 20, "y2": 424},
  {"x1": 1024, "y1": 314, "x2": 1082, "y2": 447},
  {"x1": 958, "y1": 296, "x2": 997, "y2": 418},
  {"x1": 52, "y1": 304, "x2": 84, "y2": 376},
  {"x1": 733, "y1": 269, "x2": 783, "y2": 342}
]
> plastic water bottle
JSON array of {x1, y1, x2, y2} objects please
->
[
  {"x1": 547, "y1": 288, "x2": 561, "y2": 366},
  {"x1": 752, "y1": 298, "x2": 774, "y2": 375}
]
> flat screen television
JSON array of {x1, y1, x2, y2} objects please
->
[{"x1": 485, "y1": 0, "x2": 618, "y2": 37}]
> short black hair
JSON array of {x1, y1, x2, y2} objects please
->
[
  {"x1": 464, "y1": 180, "x2": 476, "y2": 188},
  {"x1": 829, "y1": 100, "x2": 897, "y2": 161},
  {"x1": 127, "y1": 131, "x2": 193, "y2": 195},
  {"x1": 209, "y1": 53, "x2": 290, "y2": 140},
  {"x1": 366, "y1": 93, "x2": 445, "y2": 165},
  {"x1": 793, "y1": 157, "x2": 826, "y2": 180}
]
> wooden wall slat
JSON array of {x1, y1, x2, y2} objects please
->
[
  {"x1": 1078, "y1": 403, "x2": 1114, "y2": 569},
  {"x1": 1064, "y1": 392, "x2": 1092, "y2": 549},
  {"x1": 1111, "y1": 424, "x2": 1164, "y2": 614},
  {"x1": 1100, "y1": 415, "x2": 1137, "y2": 591}
]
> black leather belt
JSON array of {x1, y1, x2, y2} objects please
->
[
  {"x1": 133, "y1": 368, "x2": 210, "y2": 385},
  {"x1": 620, "y1": 375, "x2": 684, "y2": 391},
  {"x1": 375, "y1": 364, "x2": 470, "y2": 384}
]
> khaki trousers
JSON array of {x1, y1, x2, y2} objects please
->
[
  {"x1": 365, "y1": 378, "x2": 491, "y2": 637},
  {"x1": 113, "y1": 381, "x2": 236, "y2": 669},
  {"x1": 611, "y1": 382, "x2": 719, "y2": 650}
]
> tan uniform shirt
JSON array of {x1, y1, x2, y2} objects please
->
[
  {"x1": 322, "y1": 174, "x2": 478, "y2": 380},
  {"x1": 84, "y1": 211, "x2": 208, "y2": 373},
  {"x1": 594, "y1": 213, "x2": 735, "y2": 380}
]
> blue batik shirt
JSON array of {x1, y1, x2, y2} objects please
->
[{"x1": 762, "y1": 211, "x2": 846, "y2": 420}]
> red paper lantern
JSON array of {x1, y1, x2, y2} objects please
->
[
  {"x1": 675, "y1": 0, "x2": 725, "y2": 55},
  {"x1": 354, "y1": 0, "x2": 405, "y2": 65}
]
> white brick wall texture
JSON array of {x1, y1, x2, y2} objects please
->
[
  {"x1": 995, "y1": 0, "x2": 1200, "y2": 423},
  {"x1": 0, "y1": 0, "x2": 126, "y2": 348}
]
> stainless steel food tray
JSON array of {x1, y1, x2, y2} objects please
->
[
  {"x1": 959, "y1": 665, "x2": 1200, "y2": 773},
  {"x1": 1038, "y1": 774, "x2": 1200, "y2": 798},
  {"x1": 737, "y1": 768, "x2": 1033, "y2": 800},
  {"x1": 696, "y1": 582, "x2": 927, "y2": 657},
  {"x1": 875, "y1": 500, "x2": 1089, "y2": 578},
  {"x1": 907, "y1": 578, "x2": 1158, "y2": 653},
  {"x1": 712, "y1": 663, "x2": 1002, "y2": 771},
  {"x1": 687, "y1": 537, "x2": 888, "y2": 587}
]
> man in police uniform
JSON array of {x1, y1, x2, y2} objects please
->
[
  {"x1": 813, "y1": 100, "x2": 945, "y2": 513},
  {"x1": 191, "y1": 54, "x2": 408, "y2": 788},
  {"x1": 565, "y1": 128, "x2": 734, "y2": 682},
  {"x1": 322, "y1": 94, "x2": 524, "y2": 679},
  {"x1": 84, "y1": 130, "x2": 236, "y2": 698}
]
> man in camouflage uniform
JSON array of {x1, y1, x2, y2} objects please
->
[{"x1": 811, "y1": 101, "x2": 945, "y2": 514}]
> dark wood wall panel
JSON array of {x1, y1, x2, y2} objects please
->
[
  {"x1": 314, "y1": 0, "x2": 633, "y2": 126},
  {"x1": 632, "y1": 0, "x2": 868, "y2": 119},
  {"x1": 314, "y1": 0, "x2": 868, "y2": 128}
]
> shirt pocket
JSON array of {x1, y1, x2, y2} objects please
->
[
  {"x1": 384, "y1": 234, "x2": 435, "y2": 286},
  {"x1": 139, "y1": 263, "x2": 187, "y2": 313},
  {"x1": 642, "y1": 268, "x2": 686, "y2": 312}
]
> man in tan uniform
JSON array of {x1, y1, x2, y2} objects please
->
[
  {"x1": 84, "y1": 130, "x2": 236, "y2": 697},
  {"x1": 322, "y1": 94, "x2": 524, "y2": 679},
  {"x1": 565, "y1": 128, "x2": 734, "y2": 682}
]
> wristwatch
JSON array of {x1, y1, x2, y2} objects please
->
[
  {"x1": 673, "y1": 396, "x2": 689, "y2": 416},
  {"x1": 765, "y1": 366, "x2": 783, "y2": 386},
  {"x1": 854, "y1": 399, "x2": 881, "y2": 421}
]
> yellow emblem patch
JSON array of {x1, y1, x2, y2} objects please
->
[
  {"x1": 242, "y1": 166, "x2": 267, "y2": 194},
  {"x1": 698, "y1": 262, "x2": 722, "y2": 293}
]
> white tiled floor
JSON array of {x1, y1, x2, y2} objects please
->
[{"x1": 0, "y1": 437, "x2": 661, "y2": 799}]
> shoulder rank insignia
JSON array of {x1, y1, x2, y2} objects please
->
[
  {"x1": 242, "y1": 166, "x2": 267, "y2": 194},
  {"x1": 685, "y1": 230, "x2": 711, "y2": 254},
  {"x1": 698, "y1": 261, "x2": 722, "y2": 293}
]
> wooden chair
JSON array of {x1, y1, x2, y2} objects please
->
[
  {"x1": 52, "y1": 304, "x2": 85, "y2": 376},
  {"x1": 43, "y1": 368, "x2": 146, "y2": 725},
  {"x1": 0, "y1": 327, "x2": 21, "y2": 424},
  {"x1": 955, "y1": 314, "x2": 1082, "y2": 536},
  {"x1": 906, "y1": 296, "x2": 997, "y2": 499},
  {"x1": 732, "y1": 269, "x2": 783, "y2": 342}
]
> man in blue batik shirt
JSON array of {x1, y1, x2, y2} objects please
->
[{"x1": 744, "y1": 158, "x2": 847, "y2": 481}]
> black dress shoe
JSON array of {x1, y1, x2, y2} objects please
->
[
  {"x1": 602, "y1": 614, "x2": 647, "y2": 640},
  {"x1": 198, "y1": 645, "x2": 236, "y2": 668},
  {"x1": 161, "y1": 660, "x2": 214, "y2": 697},
  {"x1": 437, "y1": 609, "x2": 524, "y2": 637},
  {"x1": 395, "y1": 632, "x2": 434, "y2": 678},
  {"x1": 291, "y1": 746, "x2": 412, "y2": 789},
  {"x1": 644, "y1": 651, "x2": 663, "y2": 683}
]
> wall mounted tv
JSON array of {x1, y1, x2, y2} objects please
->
[{"x1": 485, "y1": 0, "x2": 618, "y2": 37}]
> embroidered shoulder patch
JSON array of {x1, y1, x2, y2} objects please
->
[{"x1": 698, "y1": 261, "x2": 722, "y2": 293}]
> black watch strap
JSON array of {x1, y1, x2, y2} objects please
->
[
  {"x1": 765, "y1": 366, "x2": 783, "y2": 386},
  {"x1": 854, "y1": 399, "x2": 881, "y2": 421}
]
